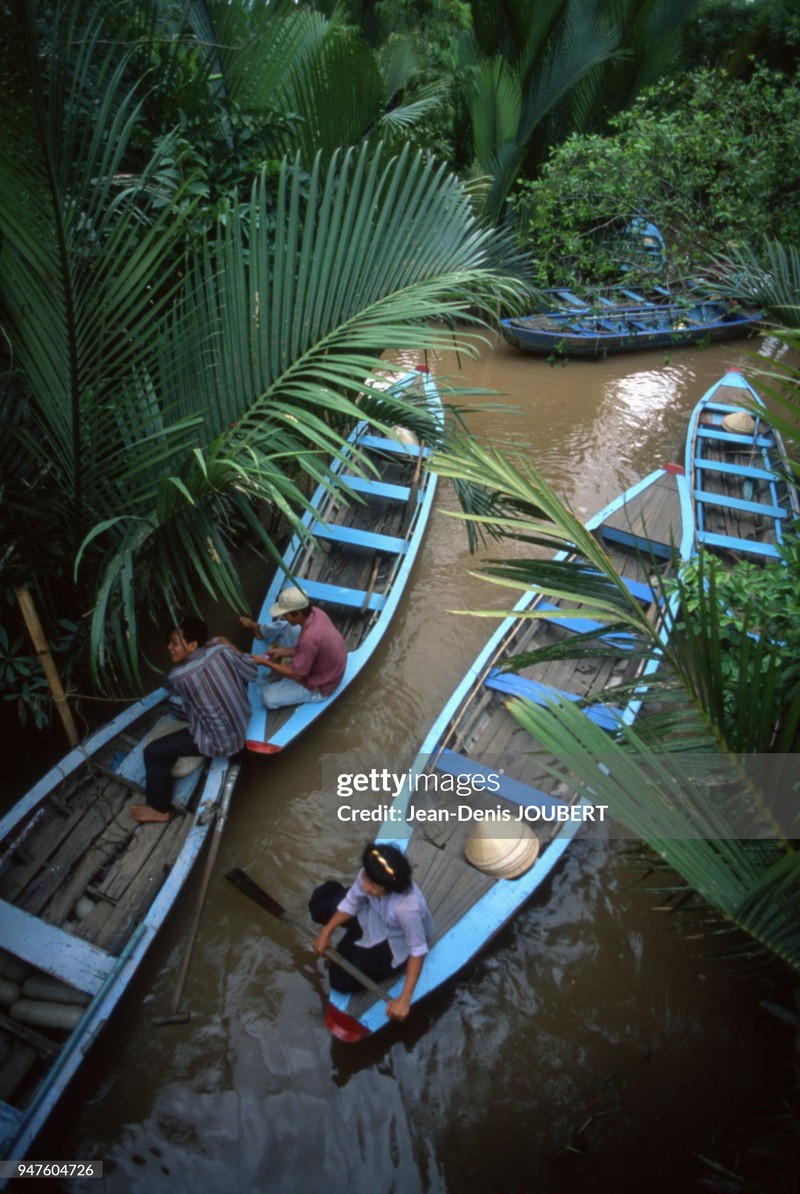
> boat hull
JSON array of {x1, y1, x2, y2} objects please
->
[
  {"x1": 245, "y1": 367, "x2": 441, "y2": 753},
  {"x1": 326, "y1": 464, "x2": 693, "y2": 1039},
  {"x1": 0, "y1": 694, "x2": 233, "y2": 1168}
]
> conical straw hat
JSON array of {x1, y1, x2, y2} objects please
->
[
  {"x1": 722, "y1": 410, "x2": 756, "y2": 434},
  {"x1": 390, "y1": 425, "x2": 420, "y2": 446},
  {"x1": 465, "y1": 820, "x2": 539, "y2": 879}
]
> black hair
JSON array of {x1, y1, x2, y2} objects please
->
[
  {"x1": 172, "y1": 615, "x2": 208, "y2": 646},
  {"x1": 361, "y1": 842, "x2": 412, "y2": 894}
]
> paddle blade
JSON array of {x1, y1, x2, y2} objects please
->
[
  {"x1": 324, "y1": 1002, "x2": 371, "y2": 1043},
  {"x1": 225, "y1": 868, "x2": 287, "y2": 920}
]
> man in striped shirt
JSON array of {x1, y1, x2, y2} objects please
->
[{"x1": 132, "y1": 616, "x2": 259, "y2": 823}]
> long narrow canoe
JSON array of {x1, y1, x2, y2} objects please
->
[
  {"x1": 501, "y1": 300, "x2": 761, "y2": 358},
  {"x1": 324, "y1": 463, "x2": 694, "y2": 1041},
  {"x1": 245, "y1": 366, "x2": 441, "y2": 753},
  {"x1": 685, "y1": 370, "x2": 799, "y2": 564},
  {"x1": 0, "y1": 694, "x2": 237, "y2": 1168}
]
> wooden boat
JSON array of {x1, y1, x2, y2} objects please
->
[
  {"x1": 0, "y1": 692, "x2": 237, "y2": 1166},
  {"x1": 501, "y1": 299, "x2": 761, "y2": 358},
  {"x1": 245, "y1": 366, "x2": 441, "y2": 754},
  {"x1": 324, "y1": 463, "x2": 694, "y2": 1041},
  {"x1": 685, "y1": 370, "x2": 800, "y2": 563}
]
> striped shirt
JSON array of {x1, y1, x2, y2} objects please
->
[{"x1": 165, "y1": 642, "x2": 258, "y2": 757}]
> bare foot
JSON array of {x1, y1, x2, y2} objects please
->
[
  {"x1": 239, "y1": 615, "x2": 259, "y2": 635},
  {"x1": 131, "y1": 804, "x2": 172, "y2": 823}
]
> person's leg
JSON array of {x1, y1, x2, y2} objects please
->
[
  {"x1": 328, "y1": 938, "x2": 395, "y2": 994},
  {"x1": 261, "y1": 678, "x2": 324, "y2": 709},
  {"x1": 138, "y1": 727, "x2": 200, "y2": 820}
]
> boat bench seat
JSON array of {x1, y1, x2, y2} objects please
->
[
  {"x1": 338, "y1": 474, "x2": 412, "y2": 502},
  {"x1": 308, "y1": 522, "x2": 408, "y2": 555},
  {"x1": 0, "y1": 898, "x2": 114, "y2": 996},
  {"x1": 484, "y1": 671, "x2": 623, "y2": 731},
  {"x1": 697, "y1": 427, "x2": 773, "y2": 448},
  {"x1": 555, "y1": 290, "x2": 588, "y2": 308},
  {"x1": 582, "y1": 571, "x2": 656, "y2": 604},
  {"x1": 299, "y1": 578, "x2": 387, "y2": 611},
  {"x1": 694, "y1": 489, "x2": 787, "y2": 519},
  {"x1": 534, "y1": 601, "x2": 635, "y2": 646},
  {"x1": 356, "y1": 433, "x2": 429, "y2": 458},
  {"x1": 598, "y1": 525, "x2": 675, "y2": 559},
  {"x1": 694, "y1": 458, "x2": 775, "y2": 482},
  {"x1": 697, "y1": 530, "x2": 781, "y2": 559},
  {"x1": 434, "y1": 748, "x2": 570, "y2": 814},
  {"x1": 619, "y1": 289, "x2": 653, "y2": 305}
]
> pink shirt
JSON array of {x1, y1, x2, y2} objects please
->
[{"x1": 292, "y1": 607, "x2": 347, "y2": 696}]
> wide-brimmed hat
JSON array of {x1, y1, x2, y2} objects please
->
[
  {"x1": 722, "y1": 410, "x2": 756, "y2": 435},
  {"x1": 465, "y1": 820, "x2": 539, "y2": 879},
  {"x1": 269, "y1": 586, "x2": 310, "y2": 619},
  {"x1": 390, "y1": 425, "x2": 420, "y2": 447}
]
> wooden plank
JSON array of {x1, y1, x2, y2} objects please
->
[
  {"x1": 308, "y1": 522, "x2": 408, "y2": 555},
  {"x1": 355, "y1": 434, "x2": 431, "y2": 458},
  {"x1": 694, "y1": 458, "x2": 775, "y2": 482},
  {"x1": 338, "y1": 475, "x2": 412, "y2": 502},
  {"x1": 436, "y1": 749, "x2": 570, "y2": 812},
  {"x1": 0, "y1": 899, "x2": 113, "y2": 994},
  {"x1": 697, "y1": 428, "x2": 773, "y2": 448},
  {"x1": 299, "y1": 578, "x2": 386, "y2": 611},
  {"x1": 484, "y1": 671, "x2": 623, "y2": 730},
  {"x1": 697, "y1": 531, "x2": 781, "y2": 558},
  {"x1": 694, "y1": 489, "x2": 786, "y2": 519}
]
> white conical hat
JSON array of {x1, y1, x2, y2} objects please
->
[
  {"x1": 390, "y1": 425, "x2": 420, "y2": 446},
  {"x1": 722, "y1": 410, "x2": 756, "y2": 434},
  {"x1": 464, "y1": 820, "x2": 539, "y2": 879}
]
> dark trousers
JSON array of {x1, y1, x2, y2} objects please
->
[
  {"x1": 143, "y1": 727, "x2": 203, "y2": 812},
  {"x1": 309, "y1": 881, "x2": 396, "y2": 994}
]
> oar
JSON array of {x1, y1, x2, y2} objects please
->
[
  {"x1": 225, "y1": 867, "x2": 391, "y2": 1004},
  {"x1": 152, "y1": 763, "x2": 240, "y2": 1026}
]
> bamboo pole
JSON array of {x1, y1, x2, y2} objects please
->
[{"x1": 14, "y1": 585, "x2": 79, "y2": 748}]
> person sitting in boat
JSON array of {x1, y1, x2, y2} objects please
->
[
  {"x1": 310, "y1": 842, "x2": 434, "y2": 1022},
  {"x1": 134, "y1": 615, "x2": 259, "y2": 824},
  {"x1": 243, "y1": 587, "x2": 347, "y2": 710}
]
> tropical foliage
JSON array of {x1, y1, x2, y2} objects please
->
[
  {"x1": 0, "y1": 0, "x2": 523, "y2": 702},
  {"x1": 511, "y1": 64, "x2": 800, "y2": 287},
  {"x1": 430, "y1": 435, "x2": 800, "y2": 974}
]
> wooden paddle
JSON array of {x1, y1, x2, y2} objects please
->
[
  {"x1": 225, "y1": 867, "x2": 391, "y2": 1004},
  {"x1": 152, "y1": 763, "x2": 239, "y2": 1026}
]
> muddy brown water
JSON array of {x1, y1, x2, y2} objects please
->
[{"x1": 21, "y1": 333, "x2": 799, "y2": 1193}]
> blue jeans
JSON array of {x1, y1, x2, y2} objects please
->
[{"x1": 261, "y1": 678, "x2": 324, "y2": 710}]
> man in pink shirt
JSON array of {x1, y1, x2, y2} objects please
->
[{"x1": 249, "y1": 587, "x2": 347, "y2": 709}]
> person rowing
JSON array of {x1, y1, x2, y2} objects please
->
[{"x1": 309, "y1": 842, "x2": 434, "y2": 1021}]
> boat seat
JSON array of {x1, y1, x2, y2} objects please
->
[
  {"x1": 598, "y1": 525, "x2": 674, "y2": 559},
  {"x1": 582, "y1": 571, "x2": 656, "y2": 604},
  {"x1": 0, "y1": 898, "x2": 114, "y2": 995},
  {"x1": 534, "y1": 601, "x2": 635, "y2": 646},
  {"x1": 694, "y1": 458, "x2": 775, "y2": 482},
  {"x1": 355, "y1": 433, "x2": 430, "y2": 458},
  {"x1": 484, "y1": 671, "x2": 623, "y2": 731},
  {"x1": 696, "y1": 428, "x2": 773, "y2": 448},
  {"x1": 555, "y1": 290, "x2": 588, "y2": 308},
  {"x1": 697, "y1": 531, "x2": 781, "y2": 558},
  {"x1": 299, "y1": 578, "x2": 387, "y2": 611},
  {"x1": 338, "y1": 474, "x2": 412, "y2": 502},
  {"x1": 619, "y1": 289, "x2": 653, "y2": 305},
  {"x1": 434, "y1": 748, "x2": 570, "y2": 814},
  {"x1": 694, "y1": 489, "x2": 787, "y2": 519},
  {"x1": 627, "y1": 319, "x2": 648, "y2": 330},
  {"x1": 308, "y1": 521, "x2": 408, "y2": 555}
]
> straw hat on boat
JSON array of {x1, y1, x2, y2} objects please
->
[
  {"x1": 390, "y1": 425, "x2": 420, "y2": 446},
  {"x1": 465, "y1": 820, "x2": 539, "y2": 879},
  {"x1": 722, "y1": 410, "x2": 756, "y2": 434}
]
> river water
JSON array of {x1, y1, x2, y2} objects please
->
[{"x1": 33, "y1": 333, "x2": 797, "y2": 1193}]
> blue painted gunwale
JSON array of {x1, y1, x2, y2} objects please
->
[
  {"x1": 0, "y1": 694, "x2": 234, "y2": 1170},
  {"x1": 327, "y1": 464, "x2": 693, "y2": 1037},
  {"x1": 245, "y1": 368, "x2": 441, "y2": 752},
  {"x1": 684, "y1": 370, "x2": 800, "y2": 563},
  {"x1": 501, "y1": 300, "x2": 761, "y2": 358}
]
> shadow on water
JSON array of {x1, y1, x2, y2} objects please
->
[{"x1": 23, "y1": 333, "x2": 800, "y2": 1193}]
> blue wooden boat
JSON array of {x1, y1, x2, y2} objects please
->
[
  {"x1": 323, "y1": 463, "x2": 694, "y2": 1041},
  {"x1": 685, "y1": 370, "x2": 800, "y2": 563},
  {"x1": 0, "y1": 692, "x2": 238, "y2": 1168},
  {"x1": 245, "y1": 366, "x2": 441, "y2": 753},
  {"x1": 501, "y1": 299, "x2": 761, "y2": 358}
]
